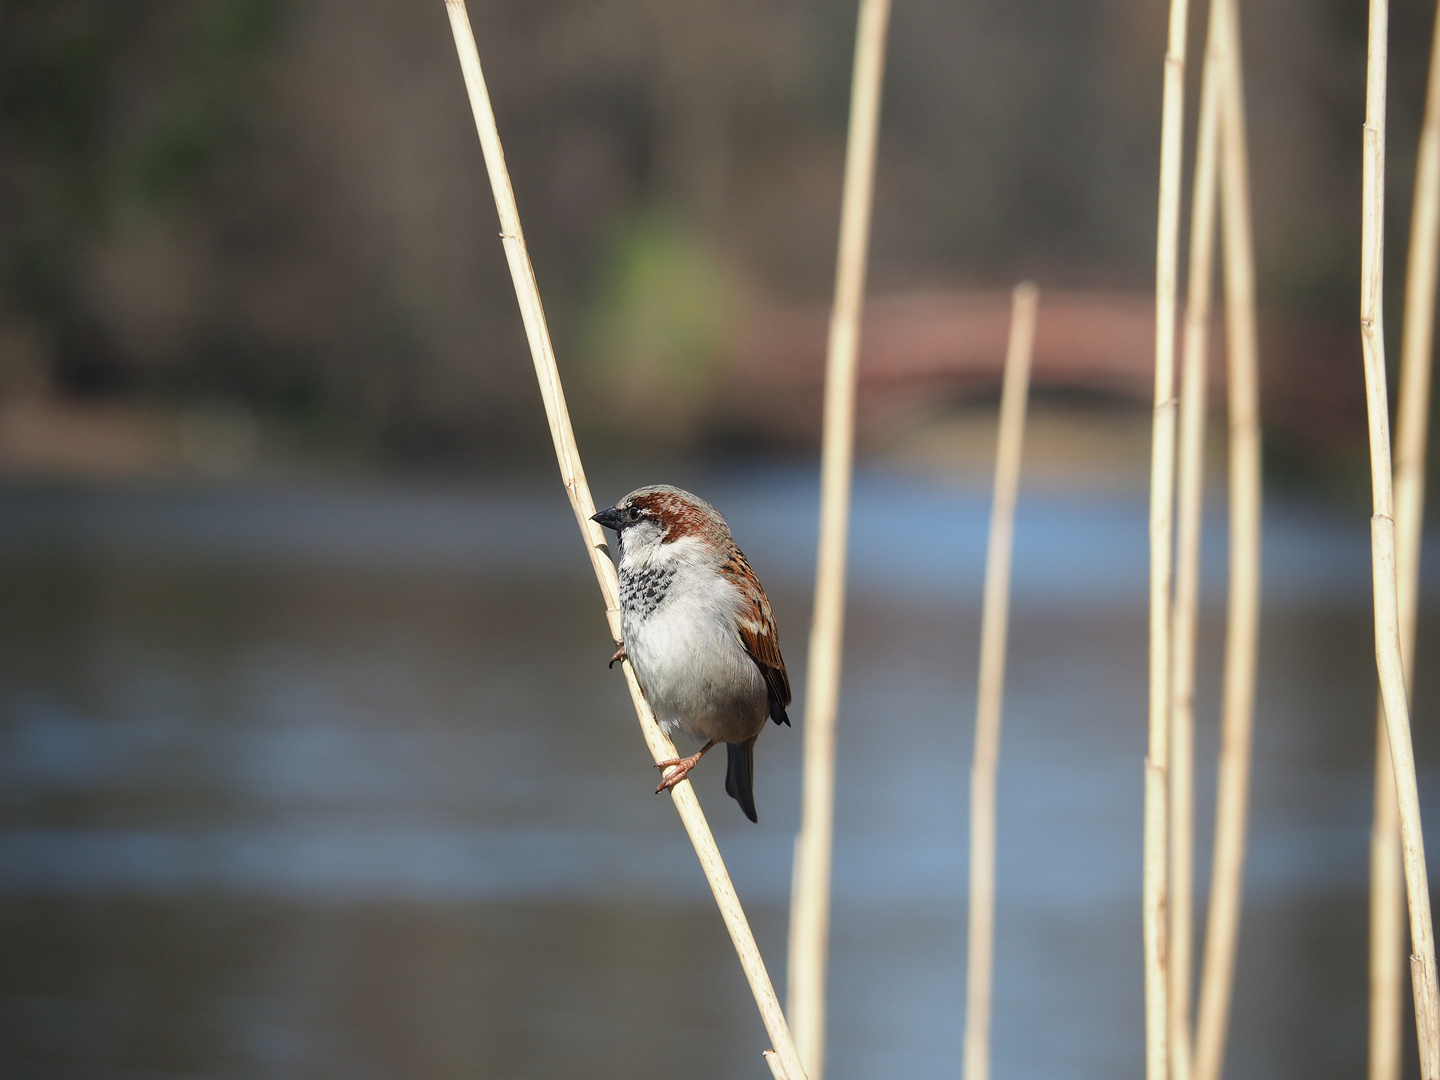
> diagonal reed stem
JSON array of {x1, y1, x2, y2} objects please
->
[
  {"x1": 1169, "y1": 7, "x2": 1224, "y2": 1075},
  {"x1": 1360, "y1": 3, "x2": 1440, "y2": 1076},
  {"x1": 441, "y1": 5, "x2": 806, "y2": 1077},
  {"x1": 962, "y1": 283, "x2": 1038, "y2": 1080},
  {"x1": 1192, "y1": 2, "x2": 1263, "y2": 1077},
  {"x1": 1148, "y1": 0, "x2": 1192, "y2": 1077},
  {"x1": 1371, "y1": 4, "x2": 1440, "y2": 1078},
  {"x1": 787, "y1": 1, "x2": 891, "y2": 1077},
  {"x1": 1371, "y1": 706, "x2": 1406, "y2": 1080}
]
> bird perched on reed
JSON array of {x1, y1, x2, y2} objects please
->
[{"x1": 592, "y1": 485, "x2": 791, "y2": 822}]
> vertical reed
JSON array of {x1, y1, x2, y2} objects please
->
[
  {"x1": 441, "y1": 5, "x2": 807, "y2": 1077},
  {"x1": 788, "y1": 1, "x2": 892, "y2": 1076},
  {"x1": 1192, "y1": 2, "x2": 1263, "y2": 1077},
  {"x1": 1169, "y1": 4, "x2": 1225, "y2": 1073},
  {"x1": 1371, "y1": 724, "x2": 1405, "y2": 1080},
  {"x1": 1360, "y1": 2, "x2": 1440, "y2": 1075},
  {"x1": 1370, "y1": 4, "x2": 1440, "y2": 1077},
  {"x1": 1147, "y1": 0, "x2": 1192, "y2": 1076},
  {"x1": 962, "y1": 283, "x2": 1038, "y2": 1080}
]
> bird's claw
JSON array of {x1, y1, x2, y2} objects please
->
[
  {"x1": 653, "y1": 742, "x2": 718, "y2": 793},
  {"x1": 608, "y1": 643, "x2": 627, "y2": 669},
  {"x1": 654, "y1": 753, "x2": 702, "y2": 793}
]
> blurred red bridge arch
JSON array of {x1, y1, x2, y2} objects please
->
[{"x1": 723, "y1": 288, "x2": 1364, "y2": 457}]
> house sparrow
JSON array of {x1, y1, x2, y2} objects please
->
[{"x1": 592, "y1": 485, "x2": 791, "y2": 822}]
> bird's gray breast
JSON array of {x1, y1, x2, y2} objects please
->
[{"x1": 617, "y1": 556, "x2": 767, "y2": 744}]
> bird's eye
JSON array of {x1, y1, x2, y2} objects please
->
[{"x1": 625, "y1": 506, "x2": 642, "y2": 523}]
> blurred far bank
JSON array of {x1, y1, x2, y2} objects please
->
[{"x1": 0, "y1": 0, "x2": 1423, "y2": 494}]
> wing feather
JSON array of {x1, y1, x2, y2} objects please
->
[{"x1": 720, "y1": 548, "x2": 792, "y2": 725}]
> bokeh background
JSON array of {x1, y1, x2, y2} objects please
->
[{"x1": 4, "y1": 1, "x2": 1440, "y2": 1078}]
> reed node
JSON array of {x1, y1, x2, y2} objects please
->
[
  {"x1": 441, "y1": 4, "x2": 807, "y2": 1076},
  {"x1": 788, "y1": 1, "x2": 892, "y2": 1076}
]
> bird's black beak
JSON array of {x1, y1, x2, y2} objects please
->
[{"x1": 591, "y1": 506, "x2": 623, "y2": 532}]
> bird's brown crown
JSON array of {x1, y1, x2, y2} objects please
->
[{"x1": 623, "y1": 485, "x2": 731, "y2": 545}]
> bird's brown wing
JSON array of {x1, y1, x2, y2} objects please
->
[{"x1": 720, "y1": 548, "x2": 792, "y2": 725}]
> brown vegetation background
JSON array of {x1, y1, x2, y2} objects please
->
[{"x1": 0, "y1": 0, "x2": 1436, "y2": 477}]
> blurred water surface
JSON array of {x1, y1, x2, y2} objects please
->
[{"x1": 1, "y1": 467, "x2": 1438, "y2": 1079}]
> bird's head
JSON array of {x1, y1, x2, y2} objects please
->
[{"x1": 591, "y1": 485, "x2": 726, "y2": 561}]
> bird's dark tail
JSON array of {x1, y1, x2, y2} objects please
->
[{"x1": 725, "y1": 736, "x2": 759, "y2": 823}]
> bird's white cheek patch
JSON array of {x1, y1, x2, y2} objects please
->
[{"x1": 618, "y1": 520, "x2": 667, "y2": 564}]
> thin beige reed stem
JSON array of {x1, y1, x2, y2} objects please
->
[
  {"x1": 961, "y1": 283, "x2": 1038, "y2": 1080},
  {"x1": 1372, "y1": 726, "x2": 1405, "y2": 1080},
  {"x1": 1192, "y1": 2, "x2": 1263, "y2": 1077},
  {"x1": 1147, "y1": 0, "x2": 1191, "y2": 1076},
  {"x1": 1169, "y1": 8, "x2": 1224, "y2": 1076},
  {"x1": 1370, "y1": 4, "x2": 1440, "y2": 1077},
  {"x1": 788, "y1": 1, "x2": 891, "y2": 1076},
  {"x1": 441, "y1": 6, "x2": 806, "y2": 1078},
  {"x1": 1361, "y1": 2, "x2": 1440, "y2": 1076}
]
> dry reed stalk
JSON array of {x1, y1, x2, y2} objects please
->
[
  {"x1": 1370, "y1": 4, "x2": 1440, "y2": 1077},
  {"x1": 1192, "y1": 2, "x2": 1263, "y2": 1077},
  {"x1": 1360, "y1": 2, "x2": 1440, "y2": 1075},
  {"x1": 961, "y1": 283, "x2": 1038, "y2": 1080},
  {"x1": 441, "y1": 5, "x2": 807, "y2": 1077},
  {"x1": 787, "y1": 1, "x2": 891, "y2": 1076},
  {"x1": 1371, "y1": 725, "x2": 1405, "y2": 1080},
  {"x1": 1147, "y1": 0, "x2": 1192, "y2": 1076},
  {"x1": 1168, "y1": 5, "x2": 1225, "y2": 1075}
]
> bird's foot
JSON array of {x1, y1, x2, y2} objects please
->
[
  {"x1": 654, "y1": 753, "x2": 703, "y2": 792},
  {"x1": 654, "y1": 740, "x2": 717, "y2": 793},
  {"x1": 608, "y1": 643, "x2": 627, "y2": 669}
]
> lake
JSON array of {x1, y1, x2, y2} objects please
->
[{"x1": 0, "y1": 466, "x2": 1435, "y2": 1079}]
